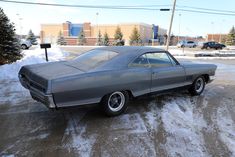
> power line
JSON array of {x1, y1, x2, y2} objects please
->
[
  {"x1": 1, "y1": 0, "x2": 235, "y2": 16},
  {"x1": 177, "y1": 5, "x2": 235, "y2": 14},
  {"x1": 0, "y1": 0, "x2": 166, "y2": 11},
  {"x1": 177, "y1": 9, "x2": 235, "y2": 16}
]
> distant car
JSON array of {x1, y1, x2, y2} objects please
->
[
  {"x1": 177, "y1": 40, "x2": 197, "y2": 48},
  {"x1": 201, "y1": 41, "x2": 226, "y2": 50},
  {"x1": 20, "y1": 39, "x2": 32, "y2": 50},
  {"x1": 19, "y1": 47, "x2": 217, "y2": 116}
]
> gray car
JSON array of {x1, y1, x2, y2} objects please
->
[{"x1": 19, "y1": 47, "x2": 217, "y2": 116}]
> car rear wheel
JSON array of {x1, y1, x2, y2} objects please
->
[
  {"x1": 188, "y1": 76, "x2": 205, "y2": 96},
  {"x1": 101, "y1": 91, "x2": 129, "y2": 116}
]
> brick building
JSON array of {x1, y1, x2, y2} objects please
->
[
  {"x1": 206, "y1": 34, "x2": 227, "y2": 43},
  {"x1": 40, "y1": 22, "x2": 167, "y2": 45}
]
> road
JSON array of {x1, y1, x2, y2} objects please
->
[{"x1": 0, "y1": 48, "x2": 235, "y2": 157}]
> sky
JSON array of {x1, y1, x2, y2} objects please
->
[{"x1": 1, "y1": 0, "x2": 235, "y2": 37}]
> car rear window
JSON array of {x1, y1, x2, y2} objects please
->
[{"x1": 73, "y1": 49, "x2": 118, "y2": 70}]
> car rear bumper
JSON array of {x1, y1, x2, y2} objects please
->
[{"x1": 30, "y1": 88, "x2": 56, "y2": 108}]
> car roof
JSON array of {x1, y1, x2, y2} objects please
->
[
  {"x1": 90, "y1": 46, "x2": 167, "y2": 71},
  {"x1": 95, "y1": 46, "x2": 164, "y2": 57}
]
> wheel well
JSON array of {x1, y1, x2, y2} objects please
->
[
  {"x1": 202, "y1": 74, "x2": 209, "y2": 83},
  {"x1": 125, "y1": 90, "x2": 134, "y2": 99},
  {"x1": 100, "y1": 90, "x2": 134, "y2": 103}
]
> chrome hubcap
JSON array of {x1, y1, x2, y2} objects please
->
[
  {"x1": 108, "y1": 92, "x2": 125, "y2": 112},
  {"x1": 195, "y1": 78, "x2": 204, "y2": 92}
]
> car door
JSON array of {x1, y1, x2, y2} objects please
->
[
  {"x1": 146, "y1": 52, "x2": 186, "y2": 92},
  {"x1": 127, "y1": 54, "x2": 152, "y2": 96}
]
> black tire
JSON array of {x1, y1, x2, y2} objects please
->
[
  {"x1": 188, "y1": 76, "x2": 205, "y2": 96},
  {"x1": 101, "y1": 91, "x2": 129, "y2": 116},
  {"x1": 21, "y1": 44, "x2": 27, "y2": 50}
]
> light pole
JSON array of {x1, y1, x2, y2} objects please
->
[
  {"x1": 152, "y1": 24, "x2": 154, "y2": 46},
  {"x1": 219, "y1": 19, "x2": 225, "y2": 43},
  {"x1": 16, "y1": 13, "x2": 23, "y2": 39},
  {"x1": 211, "y1": 22, "x2": 214, "y2": 41},
  {"x1": 166, "y1": 0, "x2": 177, "y2": 51},
  {"x1": 96, "y1": 12, "x2": 99, "y2": 45},
  {"x1": 178, "y1": 13, "x2": 181, "y2": 43}
]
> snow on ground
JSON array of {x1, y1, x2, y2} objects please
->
[
  {"x1": 0, "y1": 46, "x2": 66, "y2": 105},
  {"x1": 160, "y1": 96, "x2": 209, "y2": 157},
  {"x1": 217, "y1": 98, "x2": 235, "y2": 156},
  {"x1": 168, "y1": 49, "x2": 186, "y2": 56}
]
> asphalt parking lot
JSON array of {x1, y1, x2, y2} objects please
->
[{"x1": 0, "y1": 48, "x2": 235, "y2": 157}]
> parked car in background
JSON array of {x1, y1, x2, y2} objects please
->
[
  {"x1": 19, "y1": 47, "x2": 217, "y2": 116},
  {"x1": 201, "y1": 41, "x2": 226, "y2": 50},
  {"x1": 20, "y1": 39, "x2": 32, "y2": 50},
  {"x1": 177, "y1": 40, "x2": 197, "y2": 48}
]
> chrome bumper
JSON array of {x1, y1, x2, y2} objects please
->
[
  {"x1": 208, "y1": 76, "x2": 216, "y2": 83},
  {"x1": 30, "y1": 87, "x2": 56, "y2": 108}
]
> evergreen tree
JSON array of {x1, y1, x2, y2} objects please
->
[
  {"x1": 114, "y1": 26, "x2": 124, "y2": 46},
  {"x1": 0, "y1": 7, "x2": 21, "y2": 65},
  {"x1": 78, "y1": 29, "x2": 86, "y2": 45},
  {"x1": 26, "y1": 29, "x2": 37, "y2": 45},
  {"x1": 129, "y1": 27, "x2": 142, "y2": 45},
  {"x1": 103, "y1": 32, "x2": 109, "y2": 46},
  {"x1": 97, "y1": 30, "x2": 102, "y2": 46},
  {"x1": 57, "y1": 31, "x2": 66, "y2": 45},
  {"x1": 226, "y1": 26, "x2": 235, "y2": 46}
]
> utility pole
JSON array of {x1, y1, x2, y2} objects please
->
[{"x1": 166, "y1": 0, "x2": 177, "y2": 51}]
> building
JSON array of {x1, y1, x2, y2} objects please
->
[
  {"x1": 40, "y1": 22, "x2": 167, "y2": 45},
  {"x1": 206, "y1": 34, "x2": 227, "y2": 43}
]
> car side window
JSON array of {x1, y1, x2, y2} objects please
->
[
  {"x1": 167, "y1": 54, "x2": 177, "y2": 66},
  {"x1": 146, "y1": 52, "x2": 173, "y2": 68},
  {"x1": 129, "y1": 54, "x2": 149, "y2": 67}
]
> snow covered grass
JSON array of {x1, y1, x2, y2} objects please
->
[{"x1": 0, "y1": 46, "x2": 66, "y2": 105}]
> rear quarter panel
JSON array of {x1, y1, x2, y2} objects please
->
[{"x1": 51, "y1": 68, "x2": 151, "y2": 107}]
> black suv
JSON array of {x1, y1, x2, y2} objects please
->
[{"x1": 201, "y1": 41, "x2": 226, "y2": 50}]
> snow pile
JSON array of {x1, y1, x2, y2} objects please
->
[
  {"x1": 0, "y1": 46, "x2": 66, "y2": 105},
  {"x1": 0, "y1": 46, "x2": 65, "y2": 80}
]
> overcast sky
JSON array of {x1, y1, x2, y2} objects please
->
[{"x1": 1, "y1": 0, "x2": 235, "y2": 37}]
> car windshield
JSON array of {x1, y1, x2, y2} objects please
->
[{"x1": 73, "y1": 49, "x2": 118, "y2": 70}]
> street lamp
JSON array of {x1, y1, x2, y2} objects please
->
[
  {"x1": 166, "y1": 0, "x2": 177, "y2": 51},
  {"x1": 152, "y1": 9, "x2": 170, "y2": 46},
  {"x1": 178, "y1": 13, "x2": 181, "y2": 43},
  {"x1": 211, "y1": 22, "x2": 214, "y2": 41},
  {"x1": 16, "y1": 13, "x2": 23, "y2": 39},
  {"x1": 219, "y1": 19, "x2": 225, "y2": 43},
  {"x1": 96, "y1": 12, "x2": 99, "y2": 45}
]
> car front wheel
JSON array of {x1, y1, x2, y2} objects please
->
[
  {"x1": 101, "y1": 91, "x2": 129, "y2": 116},
  {"x1": 21, "y1": 44, "x2": 27, "y2": 50},
  {"x1": 188, "y1": 76, "x2": 205, "y2": 96}
]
